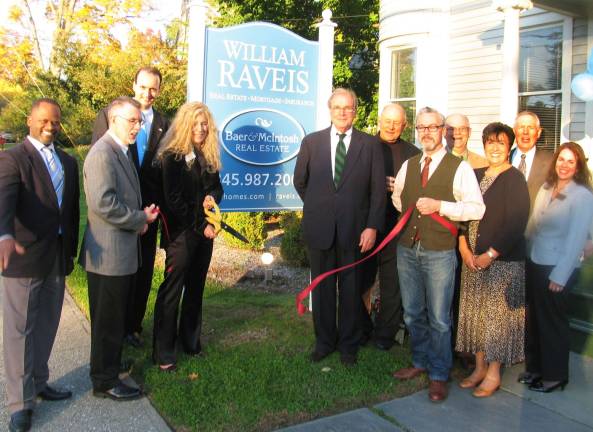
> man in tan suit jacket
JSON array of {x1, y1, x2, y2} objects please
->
[
  {"x1": 445, "y1": 113, "x2": 489, "y2": 169},
  {"x1": 510, "y1": 111, "x2": 553, "y2": 210}
]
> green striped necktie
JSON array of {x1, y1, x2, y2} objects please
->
[{"x1": 334, "y1": 133, "x2": 346, "y2": 186}]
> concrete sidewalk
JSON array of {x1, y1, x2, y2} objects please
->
[
  {"x1": 0, "y1": 281, "x2": 170, "y2": 432},
  {"x1": 279, "y1": 353, "x2": 593, "y2": 432}
]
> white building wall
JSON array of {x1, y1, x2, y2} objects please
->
[
  {"x1": 571, "y1": 18, "x2": 588, "y2": 141},
  {"x1": 447, "y1": 1, "x2": 504, "y2": 153},
  {"x1": 380, "y1": 1, "x2": 590, "y2": 153}
]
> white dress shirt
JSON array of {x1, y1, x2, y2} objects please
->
[
  {"x1": 330, "y1": 125, "x2": 352, "y2": 178},
  {"x1": 108, "y1": 131, "x2": 131, "y2": 157},
  {"x1": 511, "y1": 145, "x2": 536, "y2": 179},
  {"x1": 392, "y1": 146, "x2": 485, "y2": 221}
]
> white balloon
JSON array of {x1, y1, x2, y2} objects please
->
[{"x1": 571, "y1": 73, "x2": 593, "y2": 102}]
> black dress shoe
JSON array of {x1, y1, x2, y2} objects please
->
[
  {"x1": 528, "y1": 380, "x2": 568, "y2": 393},
  {"x1": 38, "y1": 385, "x2": 72, "y2": 401},
  {"x1": 310, "y1": 350, "x2": 332, "y2": 362},
  {"x1": 9, "y1": 409, "x2": 32, "y2": 432},
  {"x1": 124, "y1": 333, "x2": 143, "y2": 348},
  {"x1": 93, "y1": 382, "x2": 142, "y2": 401},
  {"x1": 517, "y1": 371, "x2": 542, "y2": 385},
  {"x1": 340, "y1": 353, "x2": 357, "y2": 367},
  {"x1": 374, "y1": 340, "x2": 395, "y2": 351}
]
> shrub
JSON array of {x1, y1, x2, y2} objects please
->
[
  {"x1": 279, "y1": 211, "x2": 308, "y2": 267},
  {"x1": 221, "y1": 211, "x2": 265, "y2": 250}
]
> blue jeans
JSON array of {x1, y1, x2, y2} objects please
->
[{"x1": 397, "y1": 243, "x2": 456, "y2": 381}]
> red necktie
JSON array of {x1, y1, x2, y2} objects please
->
[{"x1": 421, "y1": 156, "x2": 431, "y2": 188}]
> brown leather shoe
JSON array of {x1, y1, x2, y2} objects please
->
[
  {"x1": 428, "y1": 380, "x2": 448, "y2": 402},
  {"x1": 392, "y1": 367, "x2": 427, "y2": 380}
]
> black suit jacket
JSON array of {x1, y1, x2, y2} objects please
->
[
  {"x1": 0, "y1": 139, "x2": 80, "y2": 277},
  {"x1": 294, "y1": 127, "x2": 385, "y2": 250},
  {"x1": 160, "y1": 152, "x2": 224, "y2": 249},
  {"x1": 510, "y1": 147, "x2": 553, "y2": 208},
  {"x1": 380, "y1": 136, "x2": 421, "y2": 232},
  {"x1": 91, "y1": 106, "x2": 170, "y2": 206}
]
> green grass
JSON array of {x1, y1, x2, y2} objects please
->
[
  {"x1": 67, "y1": 267, "x2": 423, "y2": 431},
  {"x1": 64, "y1": 145, "x2": 424, "y2": 431}
]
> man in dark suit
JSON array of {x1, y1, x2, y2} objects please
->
[
  {"x1": 0, "y1": 98, "x2": 79, "y2": 432},
  {"x1": 510, "y1": 111, "x2": 553, "y2": 208},
  {"x1": 80, "y1": 96, "x2": 158, "y2": 400},
  {"x1": 91, "y1": 67, "x2": 170, "y2": 347},
  {"x1": 361, "y1": 103, "x2": 420, "y2": 350},
  {"x1": 294, "y1": 88, "x2": 385, "y2": 366}
]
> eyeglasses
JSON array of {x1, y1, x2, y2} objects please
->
[
  {"x1": 415, "y1": 124, "x2": 444, "y2": 133},
  {"x1": 445, "y1": 126, "x2": 470, "y2": 134},
  {"x1": 331, "y1": 106, "x2": 356, "y2": 114},
  {"x1": 116, "y1": 115, "x2": 144, "y2": 127}
]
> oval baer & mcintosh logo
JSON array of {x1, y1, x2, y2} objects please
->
[{"x1": 220, "y1": 109, "x2": 304, "y2": 166}]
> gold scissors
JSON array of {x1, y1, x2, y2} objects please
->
[{"x1": 204, "y1": 202, "x2": 249, "y2": 243}]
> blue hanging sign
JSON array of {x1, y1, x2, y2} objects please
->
[{"x1": 204, "y1": 22, "x2": 318, "y2": 210}]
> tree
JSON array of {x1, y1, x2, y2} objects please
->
[
  {"x1": 0, "y1": 0, "x2": 187, "y2": 145},
  {"x1": 211, "y1": 0, "x2": 380, "y2": 129}
]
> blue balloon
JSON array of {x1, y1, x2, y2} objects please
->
[
  {"x1": 588, "y1": 48, "x2": 593, "y2": 73},
  {"x1": 571, "y1": 73, "x2": 593, "y2": 102}
]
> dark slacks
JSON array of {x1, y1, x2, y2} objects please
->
[
  {"x1": 374, "y1": 236, "x2": 403, "y2": 344},
  {"x1": 125, "y1": 221, "x2": 158, "y2": 335},
  {"x1": 152, "y1": 229, "x2": 213, "y2": 365},
  {"x1": 87, "y1": 271, "x2": 131, "y2": 391},
  {"x1": 525, "y1": 259, "x2": 577, "y2": 381},
  {"x1": 309, "y1": 244, "x2": 365, "y2": 356},
  {"x1": 2, "y1": 243, "x2": 65, "y2": 413}
]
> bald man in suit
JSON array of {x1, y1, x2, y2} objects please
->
[{"x1": 0, "y1": 98, "x2": 79, "y2": 432}]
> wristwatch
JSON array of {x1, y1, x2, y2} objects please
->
[{"x1": 486, "y1": 249, "x2": 496, "y2": 259}]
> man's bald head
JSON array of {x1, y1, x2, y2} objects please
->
[
  {"x1": 379, "y1": 103, "x2": 407, "y2": 143},
  {"x1": 444, "y1": 113, "x2": 471, "y2": 154}
]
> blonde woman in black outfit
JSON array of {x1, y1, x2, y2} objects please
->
[
  {"x1": 455, "y1": 122, "x2": 530, "y2": 398},
  {"x1": 152, "y1": 102, "x2": 223, "y2": 371}
]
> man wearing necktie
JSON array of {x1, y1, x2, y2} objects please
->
[
  {"x1": 91, "y1": 67, "x2": 170, "y2": 348},
  {"x1": 294, "y1": 88, "x2": 385, "y2": 366},
  {"x1": 0, "y1": 98, "x2": 80, "y2": 432},
  {"x1": 509, "y1": 111, "x2": 553, "y2": 211},
  {"x1": 391, "y1": 107, "x2": 485, "y2": 402},
  {"x1": 80, "y1": 97, "x2": 158, "y2": 401}
]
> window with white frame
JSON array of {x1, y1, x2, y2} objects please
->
[
  {"x1": 518, "y1": 24, "x2": 563, "y2": 151},
  {"x1": 390, "y1": 47, "x2": 416, "y2": 142}
]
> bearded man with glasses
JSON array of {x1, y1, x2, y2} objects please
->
[{"x1": 390, "y1": 106, "x2": 485, "y2": 402}]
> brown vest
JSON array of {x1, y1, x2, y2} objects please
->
[{"x1": 399, "y1": 152, "x2": 461, "y2": 250}]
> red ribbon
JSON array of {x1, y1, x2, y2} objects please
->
[
  {"x1": 151, "y1": 208, "x2": 174, "y2": 273},
  {"x1": 295, "y1": 208, "x2": 458, "y2": 315},
  {"x1": 152, "y1": 207, "x2": 171, "y2": 243}
]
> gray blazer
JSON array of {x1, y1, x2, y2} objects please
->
[
  {"x1": 526, "y1": 181, "x2": 593, "y2": 286},
  {"x1": 79, "y1": 132, "x2": 147, "y2": 276}
]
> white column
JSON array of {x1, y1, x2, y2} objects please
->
[
  {"x1": 316, "y1": 9, "x2": 337, "y2": 129},
  {"x1": 187, "y1": 0, "x2": 209, "y2": 102},
  {"x1": 494, "y1": 0, "x2": 533, "y2": 125}
]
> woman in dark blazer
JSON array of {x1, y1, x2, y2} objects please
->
[
  {"x1": 521, "y1": 142, "x2": 593, "y2": 392},
  {"x1": 455, "y1": 122, "x2": 530, "y2": 398},
  {"x1": 152, "y1": 102, "x2": 223, "y2": 371}
]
